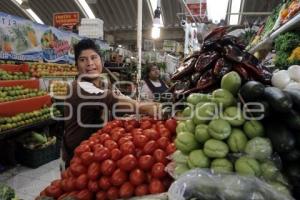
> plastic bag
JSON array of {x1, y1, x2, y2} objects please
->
[{"x1": 168, "y1": 169, "x2": 294, "y2": 200}]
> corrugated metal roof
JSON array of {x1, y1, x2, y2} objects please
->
[{"x1": 0, "y1": 0, "x2": 29, "y2": 19}]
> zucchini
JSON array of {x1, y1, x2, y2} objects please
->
[
  {"x1": 239, "y1": 81, "x2": 265, "y2": 102},
  {"x1": 283, "y1": 89, "x2": 300, "y2": 111},
  {"x1": 266, "y1": 120, "x2": 296, "y2": 153},
  {"x1": 264, "y1": 87, "x2": 293, "y2": 113}
]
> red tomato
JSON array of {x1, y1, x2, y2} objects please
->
[
  {"x1": 135, "y1": 184, "x2": 149, "y2": 196},
  {"x1": 143, "y1": 129, "x2": 160, "y2": 140},
  {"x1": 96, "y1": 191, "x2": 107, "y2": 200},
  {"x1": 67, "y1": 169, "x2": 74, "y2": 177},
  {"x1": 104, "y1": 140, "x2": 118, "y2": 150},
  {"x1": 111, "y1": 148, "x2": 122, "y2": 161},
  {"x1": 135, "y1": 149, "x2": 143, "y2": 158},
  {"x1": 61, "y1": 170, "x2": 68, "y2": 179},
  {"x1": 138, "y1": 155, "x2": 155, "y2": 171},
  {"x1": 88, "y1": 180, "x2": 99, "y2": 192},
  {"x1": 94, "y1": 147, "x2": 111, "y2": 162},
  {"x1": 87, "y1": 162, "x2": 101, "y2": 180},
  {"x1": 131, "y1": 128, "x2": 143, "y2": 135},
  {"x1": 157, "y1": 137, "x2": 170, "y2": 150},
  {"x1": 151, "y1": 162, "x2": 167, "y2": 178},
  {"x1": 166, "y1": 143, "x2": 176, "y2": 155},
  {"x1": 118, "y1": 154, "x2": 137, "y2": 171},
  {"x1": 65, "y1": 177, "x2": 76, "y2": 192},
  {"x1": 133, "y1": 134, "x2": 149, "y2": 148},
  {"x1": 165, "y1": 118, "x2": 177, "y2": 134},
  {"x1": 40, "y1": 189, "x2": 46, "y2": 196},
  {"x1": 113, "y1": 120, "x2": 123, "y2": 127},
  {"x1": 99, "y1": 133, "x2": 111, "y2": 143},
  {"x1": 70, "y1": 163, "x2": 87, "y2": 177},
  {"x1": 60, "y1": 179, "x2": 68, "y2": 192},
  {"x1": 111, "y1": 169, "x2": 128, "y2": 186},
  {"x1": 75, "y1": 144, "x2": 91, "y2": 156},
  {"x1": 141, "y1": 120, "x2": 152, "y2": 130},
  {"x1": 107, "y1": 187, "x2": 119, "y2": 200},
  {"x1": 101, "y1": 159, "x2": 116, "y2": 176},
  {"x1": 76, "y1": 189, "x2": 93, "y2": 200},
  {"x1": 146, "y1": 173, "x2": 152, "y2": 183},
  {"x1": 68, "y1": 191, "x2": 78, "y2": 198},
  {"x1": 118, "y1": 136, "x2": 133, "y2": 146},
  {"x1": 98, "y1": 176, "x2": 111, "y2": 190},
  {"x1": 129, "y1": 169, "x2": 146, "y2": 186},
  {"x1": 51, "y1": 179, "x2": 61, "y2": 187},
  {"x1": 149, "y1": 179, "x2": 165, "y2": 194},
  {"x1": 111, "y1": 130, "x2": 123, "y2": 142},
  {"x1": 125, "y1": 124, "x2": 134, "y2": 132},
  {"x1": 159, "y1": 128, "x2": 171, "y2": 138},
  {"x1": 156, "y1": 124, "x2": 166, "y2": 132},
  {"x1": 143, "y1": 140, "x2": 158, "y2": 155},
  {"x1": 45, "y1": 185, "x2": 62, "y2": 198},
  {"x1": 92, "y1": 144, "x2": 103, "y2": 152},
  {"x1": 80, "y1": 152, "x2": 94, "y2": 165},
  {"x1": 120, "y1": 141, "x2": 135, "y2": 155},
  {"x1": 76, "y1": 174, "x2": 88, "y2": 190},
  {"x1": 102, "y1": 124, "x2": 113, "y2": 133},
  {"x1": 153, "y1": 149, "x2": 168, "y2": 164},
  {"x1": 119, "y1": 182, "x2": 134, "y2": 198}
]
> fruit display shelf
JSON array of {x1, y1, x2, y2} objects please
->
[
  {"x1": 0, "y1": 63, "x2": 29, "y2": 72},
  {"x1": 0, "y1": 118, "x2": 57, "y2": 140},
  {"x1": 0, "y1": 95, "x2": 52, "y2": 117}
]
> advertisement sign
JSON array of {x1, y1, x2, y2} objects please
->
[
  {"x1": 186, "y1": 0, "x2": 208, "y2": 23},
  {"x1": 0, "y1": 12, "x2": 81, "y2": 63},
  {"x1": 53, "y1": 12, "x2": 79, "y2": 30}
]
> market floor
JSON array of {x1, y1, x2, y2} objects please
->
[{"x1": 0, "y1": 159, "x2": 61, "y2": 200}]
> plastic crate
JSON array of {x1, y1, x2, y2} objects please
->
[{"x1": 16, "y1": 140, "x2": 61, "y2": 168}]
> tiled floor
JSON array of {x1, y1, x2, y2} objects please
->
[{"x1": 0, "y1": 159, "x2": 61, "y2": 200}]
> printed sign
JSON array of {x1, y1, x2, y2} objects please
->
[{"x1": 53, "y1": 12, "x2": 79, "y2": 30}]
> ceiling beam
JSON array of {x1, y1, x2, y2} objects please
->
[{"x1": 119, "y1": 0, "x2": 135, "y2": 26}]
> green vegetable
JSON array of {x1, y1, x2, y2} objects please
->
[
  {"x1": 275, "y1": 32, "x2": 300, "y2": 53},
  {"x1": 0, "y1": 183, "x2": 15, "y2": 200}
]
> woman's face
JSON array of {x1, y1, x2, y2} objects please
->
[
  {"x1": 77, "y1": 49, "x2": 102, "y2": 77},
  {"x1": 149, "y1": 66, "x2": 160, "y2": 80}
]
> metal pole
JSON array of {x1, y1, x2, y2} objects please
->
[
  {"x1": 238, "y1": 0, "x2": 245, "y2": 24},
  {"x1": 137, "y1": 0, "x2": 142, "y2": 103}
]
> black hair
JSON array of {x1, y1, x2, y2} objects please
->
[
  {"x1": 144, "y1": 63, "x2": 159, "y2": 79},
  {"x1": 74, "y1": 38, "x2": 101, "y2": 64}
]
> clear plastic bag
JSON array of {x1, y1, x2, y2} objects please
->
[{"x1": 168, "y1": 169, "x2": 294, "y2": 200}]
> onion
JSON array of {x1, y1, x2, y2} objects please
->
[
  {"x1": 288, "y1": 65, "x2": 300, "y2": 82},
  {"x1": 271, "y1": 70, "x2": 291, "y2": 89},
  {"x1": 285, "y1": 81, "x2": 300, "y2": 90}
]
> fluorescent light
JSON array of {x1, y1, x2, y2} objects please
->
[
  {"x1": 76, "y1": 0, "x2": 95, "y2": 19},
  {"x1": 26, "y1": 9, "x2": 44, "y2": 24},
  {"x1": 207, "y1": 0, "x2": 229, "y2": 23},
  {"x1": 15, "y1": 0, "x2": 22, "y2": 4},
  {"x1": 151, "y1": 26, "x2": 160, "y2": 39}
]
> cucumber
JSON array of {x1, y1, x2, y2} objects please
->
[
  {"x1": 266, "y1": 120, "x2": 296, "y2": 153},
  {"x1": 239, "y1": 81, "x2": 265, "y2": 102},
  {"x1": 283, "y1": 109, "x2": 300, "y2": 131},
  {"x1": 283, "y1": 89, "x2": 300, "y2": 111},
  {"x1": 264, "y1": 87, "x2": 293, "y2": 113}
]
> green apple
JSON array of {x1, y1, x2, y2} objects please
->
[
  {"x1": 211, "y1": 158, "x2": 233, "y2": 173},
  {"x1": 221, "y1": 71, "x2": 242, "y2": 96},
  {"x1": 175, "y1": 131, "x2": 199, "y2": 154},
  {"x1": 188, "y1": 149, "x2": 210, "y2": 168},
  {"x1": 223, "y1": 106, "x2": 245, "y2": 126},
  {"x1": 260, "y1": 161, "x2": 279, "y2": 181},
  {"x1": 195, "y1": 124, "x2": 211, "y2": 143},
  {"x1": 204, "y1": 139, "x2": 229, "y2": 158},
  {"x1": 227, "y1": 128, "x2": 248, "y2": 153},
  {"x1": 187, "y1": 93, "x2": 211, "y2": 105},
  {"x1": 193, "y1": 102, "x2": 218, "y2": 125},
  {"x1": 208, "y1": 119, "x2": 231, "y2": 140},
  {"x1": 235, "y1": 156, "x2": 261, "y2": 176},
  {"x1": 182, "y1": 106, "x2": 193, "y2": 117},
  {"x1": 243, "y1": 120, "x2": 264, "y2": 139},
  {"x1": 212, "y1": 89, "x2": 236, "y2": 108},
  {"x1": 245, "y1": 137, "x2": 272, "y2": 161},
  {"x1": 172, "y1": 150, "x2": 188, "y2": 164},
  {"x1": 174, "y1": 164, "x2": 190, "y2": 176}
]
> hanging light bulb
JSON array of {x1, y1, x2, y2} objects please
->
[{"x1": 151, "y1": 26, "x2": 160, "y2": 39}]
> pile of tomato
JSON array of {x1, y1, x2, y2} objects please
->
[{"x1": 38, "y1": 117, "x2": 177, "y2": 200}]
